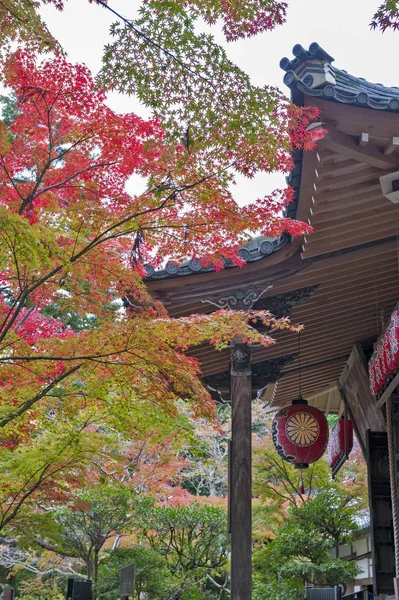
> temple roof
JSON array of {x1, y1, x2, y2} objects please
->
[
  {"x1": 281, "y1": 42, "x2": 399, "y2": 112},
  {"x1": 146, "y1": 42, "x2": 399, "y2": 282},
  {"x1": 146, "y1": 43, "x2": 399, "y2": 416}
]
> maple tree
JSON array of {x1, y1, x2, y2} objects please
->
[
  {"x1": 1, "y1": 429, "x2": 199, "y2": 597},
  {"x1": 180, "y1": 405, "x2": 230, "y2": 498},
  {"x1": 0, "y1": 0, "x2": 326, "y2": 538},
  {"x1": 1, "y1": 0, "x2": 322, "y2": 190},
  {"x1": 0, "y1": 0, "x2": 61, "y2": 54},
  {"x1": 0, "y1": 537, "x2": 81, "y2": 599},
  {"x1": 0, "y1": 414, "x2": 194, "y2": 533},
  {"x1": 253, "y1": 494, "x2": 360, "y2": 600},
  {"x1": 253, "y1": 423, "x2": 368, "y2": 530},
  {"x1": 0, "y1": 1, "x2": 372, "y2": 598},
  {"x1": 0, "y1": 51, "x2": 317, "y2": 437},
  {"x1": 1, "y1": 0, "x2": 288, "y2": 54}
]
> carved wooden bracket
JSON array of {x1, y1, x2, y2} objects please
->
[
  {"x1": 205, "y1": 353, "x2": 297, "y2": 402},
  {"x1": 201, "y1": 285, "x2": 273, "y2": 311},
  {"x1": 231, "y1": 343, "x2": 251, "y2": 376}
]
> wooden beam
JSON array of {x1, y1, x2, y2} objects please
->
[
  {"x1": 311, "y1": 203, "x2": 381, "y2": 226},
  {"x1": 319, "y1": 125, "x2": 399, "y2": 170},
  {"x1": 320, "y1": 152, "x2": 350, "y2": 165},
  {"x1": 325, "y1": 388, "x2": 334, "y2": 415},
  {"x1": 384, "y1": 137, "x2": 399, "y2": 156},
  {"x1": 263, "y1": 404, "x2": 280, "y2": 414},
  {"x1": 320, "y1": 159, "x2": 369, "y2": 178},
  {"x1": 296, "y1": 146, "x2": 319, "y2": 223},
  {"x1": 316, "y1": 181, "x2": 380, "y2": 204},
  {"x1": 302, "y1": 228, "x2": 397, "y2": 258},
  {"x1": 316, "y1": 166, "x2": 381, "y2": 192},
  {"x1": 338, "y1": 345, "x2": 386, "y2": 452},
  {"x1": 197, "y1": 286, "x2": 399, "y2": 367},
  {"x1": 306, "y1": 209, "x2": 395, "y2": 237},
  {"x1": 313, "y1": 189, "x2": 382, "y2": 214},
  {"x1": 307, "y1": 96, "x2": 399, "y2": 139},
  {"x1": 376, "y1": 372, "x2": 399, "y2": 409}
]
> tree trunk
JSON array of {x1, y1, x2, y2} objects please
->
[
  {"x1": 86, "y1": 557, "x2": 96, "y2": 600},
  {"x1": 92, "y1": 550, "x2": 99, "y2": 600}
]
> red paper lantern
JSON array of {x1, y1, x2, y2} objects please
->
[
  {"x1": 272, "y1": 399, "x2": 329, "y2": 468},
  {"x1": 328, "y1": 416, "x2": 353, "y2": 471}
]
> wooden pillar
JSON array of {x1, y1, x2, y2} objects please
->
[
  {"x1": 387, "y1": 392, "x2": 399, "y2": 597},
  {"x1": 230, "y1": 341, "x2": 252, "y2": 600},
  {"x1": 366, "y1": 430, "x2": 395, "y2": 597}
]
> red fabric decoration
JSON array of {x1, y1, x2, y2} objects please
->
[
  {"x1": 368, "y1": 309, "x2": 399, "y2": 396},
  {"x1": 272, "y1": 399, "x2": 329, "y2": 468},
  {"x1": 388, "y1": 310, "x2": 399, "y2": 367},
  {"x1": 328, "y1": 417, "x2": 353, "y2": 470},
  {"x1": 383, "y1": 330, "x2": 394, "y2": 374},
  {"x1": 369, "y1": 351, "x2": 378, "y2": 396}
]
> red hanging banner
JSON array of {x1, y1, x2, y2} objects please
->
[
  {"x1": 368, "y1": 309, "x2": 399, "y2": 398},
  {"x1": 328, "y1": 415, "x2": 353, "y2": 477}
]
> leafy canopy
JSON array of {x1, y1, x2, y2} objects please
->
[{"x1": 0, "y1": 0, "x2": 321, "y2": 531}]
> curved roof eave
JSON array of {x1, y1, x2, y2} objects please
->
[
  {"x1": 144, "y1": 233, "x2": 291, "y2": 281},
  {"x1": 144, "y1": 148, "x2": 304, "y2": 282}
]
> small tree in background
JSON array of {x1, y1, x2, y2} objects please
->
[
  {"x1": 252, "y1": 420, "x2": 368, "y2": 600},
  {"x1": 141, "y1": 503, "x2": 230, "y2": 599},
  {"x1": 253, "y1": 490, "x2": 361, "y2": 600},
  {"x1": 253, "y1": 428, "x2": 368, "y2": 532},
  {"x1": 25, "y1": 487, "x2": 151, "y2": 598}
]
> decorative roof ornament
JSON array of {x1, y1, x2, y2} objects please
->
[
  {"x1": 281, "y1": 43, "x2": 336, "y2": 91},
  {"x1": 201, "y1": 284, "x2": 273, "y2": 311},
  {"x1": 281, "y1": 42, "x2": 399, "y2": 112},
  {"x1": 204, "y1": 353, "x2": 298, "y2": 403}
]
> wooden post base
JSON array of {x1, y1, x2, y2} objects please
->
[{"x1": 394, "y1": 577, "x2": 399, "y2": 599}]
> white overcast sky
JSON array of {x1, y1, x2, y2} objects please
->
[{"x1": 39, "y1": 0, "x2": 398, "y2": 201}]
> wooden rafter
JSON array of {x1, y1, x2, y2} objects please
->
[
  {"x1": 319, "y1": 125, "x2": 399, "y2": 170},
  {"x1": 384, "y1": 137, "x2": 399, "y2": 156}
]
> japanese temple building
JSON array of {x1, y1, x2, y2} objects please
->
[{"x1": 146, "y1": 43, "x2": 399, "y2": 600}]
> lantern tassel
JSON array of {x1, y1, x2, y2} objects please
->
[{"x1": 299, "y1": 470, "x2": 305, "y2": 495}]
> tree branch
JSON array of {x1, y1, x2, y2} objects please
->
[{"x1": 0, "y1": 364, "x2": 82, "y2": 428}]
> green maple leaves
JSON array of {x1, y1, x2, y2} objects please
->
[
  {"x1": 0, "y1": 0, "x2": 61, "y2": 54},
  {"x1": 99, "y1": 3, "x2": 287, "y2": 176}
]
